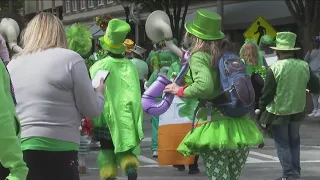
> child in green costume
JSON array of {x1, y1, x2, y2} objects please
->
[
  {"x1": 66, "y1": 23, "x2": 93, "y2": 174},
  {"x1": 0, "y1": 56, "x2": 28, "y2": 180},
  {"x1": 164, "y1": 9, "x2": 264, "y2": 180},
  {"x1": 90, "y1": 19, "x2": 143, "y2": 180}
]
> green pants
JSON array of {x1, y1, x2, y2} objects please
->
[
  {"x1": 151, "y1": 116, "x2": 159, "y2": 151},
  {"x1": 200, "y1": 146, "x2": 249, "y2": 180}
]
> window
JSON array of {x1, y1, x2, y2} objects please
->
[
  {"x1": 80, "y1": 0, "x2": 86, "y2": 9},
  {"x1": 88, "y1": 0, "x2": 94, "y2": 7},
  {"x1": 72, "y1": 0, "x2": 77, "y2": 11},
  {"x1": 98, "y1": 0, "x2": 104, "y2": 6},
  {"x1": 106, "y1": 0, "x2": 113, "y2": 4},
  {"x1": 65, "y1": 0, "x2": 70, "y2": 12}
]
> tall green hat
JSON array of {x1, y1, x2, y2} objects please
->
[
  {"x1": 66, "y1": 23, "x2": 93, "y2": 57},
  {"x1": 271, "y1": 32, "x2": 300, "y2": 51},
  {"x1": 185, "y1": 9, "x2": 225, "y2": 40},
  {"x1": 260, "y1": 35, "x2": 274, "y2": 45},
  {"x1": 99, "y1": 19, "x2": 131, "y2": 54}
]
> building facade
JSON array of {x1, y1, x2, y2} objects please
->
[{"x1": 24, "y1": 0, "x2": 63, "y2": 20}]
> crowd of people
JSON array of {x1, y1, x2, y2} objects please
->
[{"x1": 0, "y1": 8, "x2": 319, "y2": 180}]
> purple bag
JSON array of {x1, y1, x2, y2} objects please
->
[{"x1": 215, "y1": 52, "x2": 255, "y2": 117}]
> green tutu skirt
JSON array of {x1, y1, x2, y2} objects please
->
[{"x1": 177, "y1": 116, "x2": 264, "y2": 156}]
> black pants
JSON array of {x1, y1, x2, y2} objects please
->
[
  {"x1": 0, "y1": 150, "x2": 79, "y2": 180},
  {"x1": 139, "y1": 80, "x2": 145, "y2": 95}
]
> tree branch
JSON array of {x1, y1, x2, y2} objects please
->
[
  {"x1": 291, "y1": 0, "x2": 304, "y2": 21},
  {"x1": 285, "y1": 0, "x2": 303, "y2": 25},
  {"x1": 164, "y1": 0, "x2": 174, "y2": 28},
  {"x1": 312, "y1": 0, "x2": 320, "y2": 22},
  {"x1": 304, "y1": 0, "x2": 314, "y2": 23},
  {"x1": 178, "y1": 0, "x2": 189, "y2": 44}
]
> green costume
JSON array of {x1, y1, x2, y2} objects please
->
[
  {"x1": 176, "y1": 10, "x2": 263, "y2": 180},
  {"x1": 0, "y1": 58, "x2": 28, "y2": 180},
  {"x1": 145, "y1": 40, "x2": 179, "y2": 153},
  {"x1": 90, "y1": 19, "x2": 143, "y2": 180}
]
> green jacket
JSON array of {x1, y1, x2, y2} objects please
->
[
  {"x1": 0, "y1": 59, "x2": 28, "y2": 180},
  {"x1": 90, "y1": 56, "x2": 144, "y2": 153}
]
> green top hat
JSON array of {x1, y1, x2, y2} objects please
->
[
  {"x1": 271, "y1": 32, "x2": 300, "y2": 51},
  {"x1": 99, "y1": 19, "x2": 131, "y2": 54},
  {"x1": 185, "y1": 9, "x2": 225, "y2": 40}
]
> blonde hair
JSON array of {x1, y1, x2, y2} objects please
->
[
  {"x1": 240, "y1": 42, "x2": 259, "y2": 66},
  {"x1": 185, "y1": 33, "x2": 233, "y2": 67},
  {"x1": 19, "y1": 12, "x2": 66, "y2": 56}
]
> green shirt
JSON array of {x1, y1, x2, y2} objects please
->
[{"x1": 21, "y1": 137, "x2": 79, "y2": 151}]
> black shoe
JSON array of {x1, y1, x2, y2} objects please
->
[
  {"x1": 275, "y1": 177, "x2": 297, "y2": 180},
  {"x1": 128, "y1": 171, "x2": 137, "y2": 180},
  {"x1": 173, "y1": 165, "x2": 185, "y2": 171},
  {"x1": 188, "y1": 168, "x2": 200, "y2": 174}
]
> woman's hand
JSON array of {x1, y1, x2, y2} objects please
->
[
  {"x1": 163, "y1": 83, "x2": 180, "y2": 95},
  {"x1": 95, "y1": 78, "x2": 106, "y2": 95}
]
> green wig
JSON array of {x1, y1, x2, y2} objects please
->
[
  {"x1": 259, "y1": 35, "x2": 274, "y2": 45},
  {"x1": 66, "y1": 23, "x2": 93, "y2": 57}
]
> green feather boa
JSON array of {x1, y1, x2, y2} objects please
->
[{"x1": 66, "y1": 23, "x2": 93, "y2": 57}]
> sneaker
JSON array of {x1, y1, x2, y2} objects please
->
[
  {"x1": 308, "y1": 109, "x2": 317, "y2": 117},
  {"x1": 275, "y1": 177, "x2": 297, "y2": 180},
  {"x1": 152, "y1": 151, "x2": 158, "y2": 158},
  {"x1": 188, "y1": 168, "x2": 200, "y2": 174},
  {"x1": 314, "y1": 110, "x2": 320, "y2": 117}
]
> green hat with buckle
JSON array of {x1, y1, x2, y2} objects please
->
[
  {"x1": 99, "y1": 19, "x2": 131, "y2": 54},
  {"x1": 185, "y1": 9, "x2": 225, "y2": 40},
  {"x1": 271, "y1": 32, "x2": 300, "y2": 51}
]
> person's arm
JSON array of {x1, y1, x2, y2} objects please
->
[
  {"x1": 307, "y1": 67, "x2": 320, "y2": 94},
  {"x1": 304, "y1": 51, "x2": 311, "y2": 63},
  {"x1": 72, "y1": 60, "x2": 104, "y2": 119},
  {"x1": 177, "y1": 52, "x2": 214, "y2": 98},
  {"x1": 259, "y1": 68, "x2": 277, "y2": 111},
  {"x1": 0, "y1": 61, "x2": 28, "y2": 180},
  {"x1": 0, "y1": 34, "x2": 10, "y2": 64}
]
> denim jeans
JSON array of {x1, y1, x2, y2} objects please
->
[{"x1": 271, "y1": 121, "x2": 301, "y2": 178}]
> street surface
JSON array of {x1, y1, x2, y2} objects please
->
[{"x1": 81, "y1": 114, "x2": 320, "y2": 180}]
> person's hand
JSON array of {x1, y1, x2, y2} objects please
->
[
  {"x1": 95, "y1": 78, "x2": 106, "y2": 95},
  {"x1": 163, "y1": 83, "x2": 180, "y2": 95}
]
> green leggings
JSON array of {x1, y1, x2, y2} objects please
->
[
  {"x1": 200, "y1": 146, "x2": 249, "y2": 180},
  {"x1": 151, "y1": 116, "x2": 159, "y2": 151}
]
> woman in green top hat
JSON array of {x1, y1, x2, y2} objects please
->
[
  {"x1": 89, "y1": 19, "x2": 143, "y2": 180},
  {"x1": 164, "y1": 9, "x2": 264, "y2": 180},
  {"x1": 258, "y1": 32, "x2": 320, "y2": 180}
]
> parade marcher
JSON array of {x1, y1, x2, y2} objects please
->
[
  {"x1": 0, "y1": 40, "x2": 28, "y2": 180},
  {"x1": 258, "y1": 32, "x2": 320, "y2": 180},
  {"x1": 145, "y1": 39, "x2": 180, "y2": 157},
  {"x1": 89, "y1": 19, "x2": 143, "y2": 180},
  {"x1": 240, "y1": 39, "x2": 266, "y2": 117},
  {"x1": 130, "y1": 45, "x2": 149, "y2": 95},
  {"x1": 164, "y1": 9, "x2": 264, "y2": 180},
  {"x1": 66, "y1": 23, "x2": 94, "y2": 175},
  {"x1": 7, "y1": 13, "x2": 105, "y2": 180},
  {"x1": 259, "y1": 35, "x2": 277, "y2": 66},
  {"x1": 305, "y1": 36, "x2": 320, "y2": 117}
]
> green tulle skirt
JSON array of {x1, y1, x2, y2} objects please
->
[{"x1": 177, "y1": 117, "x2": 264, "y2": 156}]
